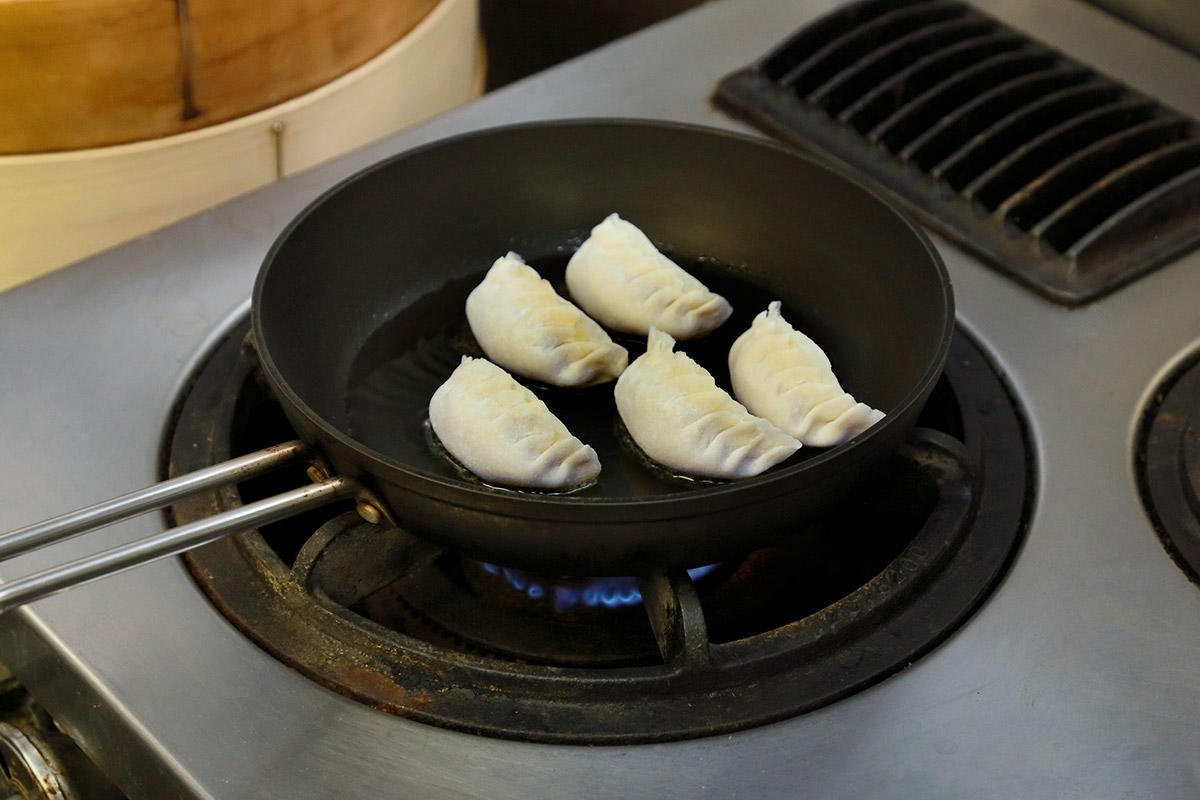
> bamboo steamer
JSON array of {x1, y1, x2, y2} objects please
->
[
  {"x1": 0, "y1": 0, "x2": 482, "y2": 291},
  {"x1": 0, "y1": 0, "x2": 446, "y2": 153}
]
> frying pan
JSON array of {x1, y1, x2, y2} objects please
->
[{"x1": 0, "y1": 120, "x2": 953, "y2": 610}]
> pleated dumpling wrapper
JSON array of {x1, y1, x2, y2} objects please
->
[
  {"x1": 614, "y1": 328, "x2": 800, "y2": 479},
  {"x1": 429, "y1": 357, "x2": 601, "y2": 488},
  {"x1": 466, "y1": 252, "x2": 628, "y2": 387},
  {"x1": 565, "y1": 213, "x2": 733, "y2": 340},
  {"x1": 729, "y1": 301, "x2": 885, "y2": 447}
]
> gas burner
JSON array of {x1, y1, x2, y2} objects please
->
[
  {"x1": 1136, "y1": 350, "x2": 1200, "y2": 584},
  {"x1": 165, "y1": 316, "x2": 1033, "y2": 743}
]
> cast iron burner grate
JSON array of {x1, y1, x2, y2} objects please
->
[
  {"x1": 713, "y1": 0, "x2": 1200, "y2": 306},
  {"x1": 163, "y1": 316, "x2": 1033, "y2": 744},
  {"x1": 1135, "y1": 350, "x2": 1200, "y2": 585}
]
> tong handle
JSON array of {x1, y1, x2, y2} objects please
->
[
  {"x1": 0, "y1": 441, "x2": 356, "y2": 613},
  {"x1": 0, "y1": 441, "x2": 309, "y2": 561}
]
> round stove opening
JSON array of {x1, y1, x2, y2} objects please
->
[
  {"x1": 164, "y1": 316, "x2": 1033, "y2": 743},
  {"x1": 1136, "y1": 349, "x2": 1200, "y2": 586}
]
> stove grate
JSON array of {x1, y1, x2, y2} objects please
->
[
  {"x1": 714, "y1": 0, "x2": 1200, "y2": 305},
  {"x1": 164, "y1": 316, "x2": 1034, "y2": 744}
]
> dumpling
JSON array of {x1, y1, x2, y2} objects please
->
[
  {"x1": 614, "y1": 328, "x2": 800, "y2": 479},
  {"x1": 565, "y1": 213, "x2": 733, "y2": 340},
  {"x1": 729, "y1": 301, "x2": 884, "y2": 447},
  {"x1": 466, "y1": 252, "x2": 628, "y2": 387},
  {"x1": 429, "y1": 357, "x2": 600, "y2": 488}
]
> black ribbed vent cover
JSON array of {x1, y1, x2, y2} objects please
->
[{"x1": 715, "y1": 0, "x2": 1200, "y2": 305}]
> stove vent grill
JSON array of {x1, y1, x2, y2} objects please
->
[{"x1": 716, "y1": 0, "x2": 1200, "y2": 304}]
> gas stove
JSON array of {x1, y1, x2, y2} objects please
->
[{"x1": 1, "y1": 0, "x2": 1199, "y2": 797}]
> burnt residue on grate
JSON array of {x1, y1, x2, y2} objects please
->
[{"x1": 715, "y1": 0, "x2": 1200, "y2": 305}]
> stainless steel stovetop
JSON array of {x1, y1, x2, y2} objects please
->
[{"x1": 1, "y1": 0, "x2": 1199, "y2": 797}]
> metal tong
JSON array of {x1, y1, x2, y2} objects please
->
[{"x1": 0, "y1": 442, "x2": 354, "y2": 614}]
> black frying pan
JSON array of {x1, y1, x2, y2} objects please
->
[
  {"x1": 0, "y1": 120, "x2": 952, "y2": 611},
  {"x1": 253, "y1": 119, "x2": 953, "y2": 575}
]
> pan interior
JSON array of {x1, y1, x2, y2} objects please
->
[
  {"x1": 255, "y1": 121, "x2": 951, "y2": 500},
  {"x1": 345, "y1": 253, "x2": 842, "y2": 499}
]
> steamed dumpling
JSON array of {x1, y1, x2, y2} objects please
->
[
  {"x1": 466, "y1": 252, "x2": 628, "y2": 387},
  {"x1": 429, "y1": 357, "x2": 600, "y2": 488},
  {"x1": 729, "y1": 301, "x2": 884, "y2": 447},
  {"x1": 614, "y1": 328, "x2": 800, "y2": 479},
  {"x1": 566, "y1": 213, "x2": 733, "y2": 340}
]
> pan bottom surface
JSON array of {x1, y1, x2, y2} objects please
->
[
  {"x1": 344, "y1": 252, "x2": 853, "y2": 498},
  {"x1": 169, "y1": 314, "x2": 1032, "y2": 743}
]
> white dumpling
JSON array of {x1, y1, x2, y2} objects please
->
[
  {"x1": 565, "y1": 213, "x2": 733, "y2": 340},
  {"x1": 729, "y1": 301, "x2": 885, "y2": 447},
  {"x1": 614, "y1": 328, "x2": 800, "y2": 479},
  {"x1": 466, "y1": 252, "x2": 628, "y2": 387},
  {"x1": 429, "y1": 357, "x2": 600, "y2": 488}
]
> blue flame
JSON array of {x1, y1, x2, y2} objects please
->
[
  {"x1": 479, "y1": 563, "x2": 720, "y2": 613},
  {"x1": 557, "y1": 580, "x2": 642, "y2": 613}
]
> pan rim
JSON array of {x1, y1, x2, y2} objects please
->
[{"x1": 253, "y1": 117, "x2": 954, "y2": 509}]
